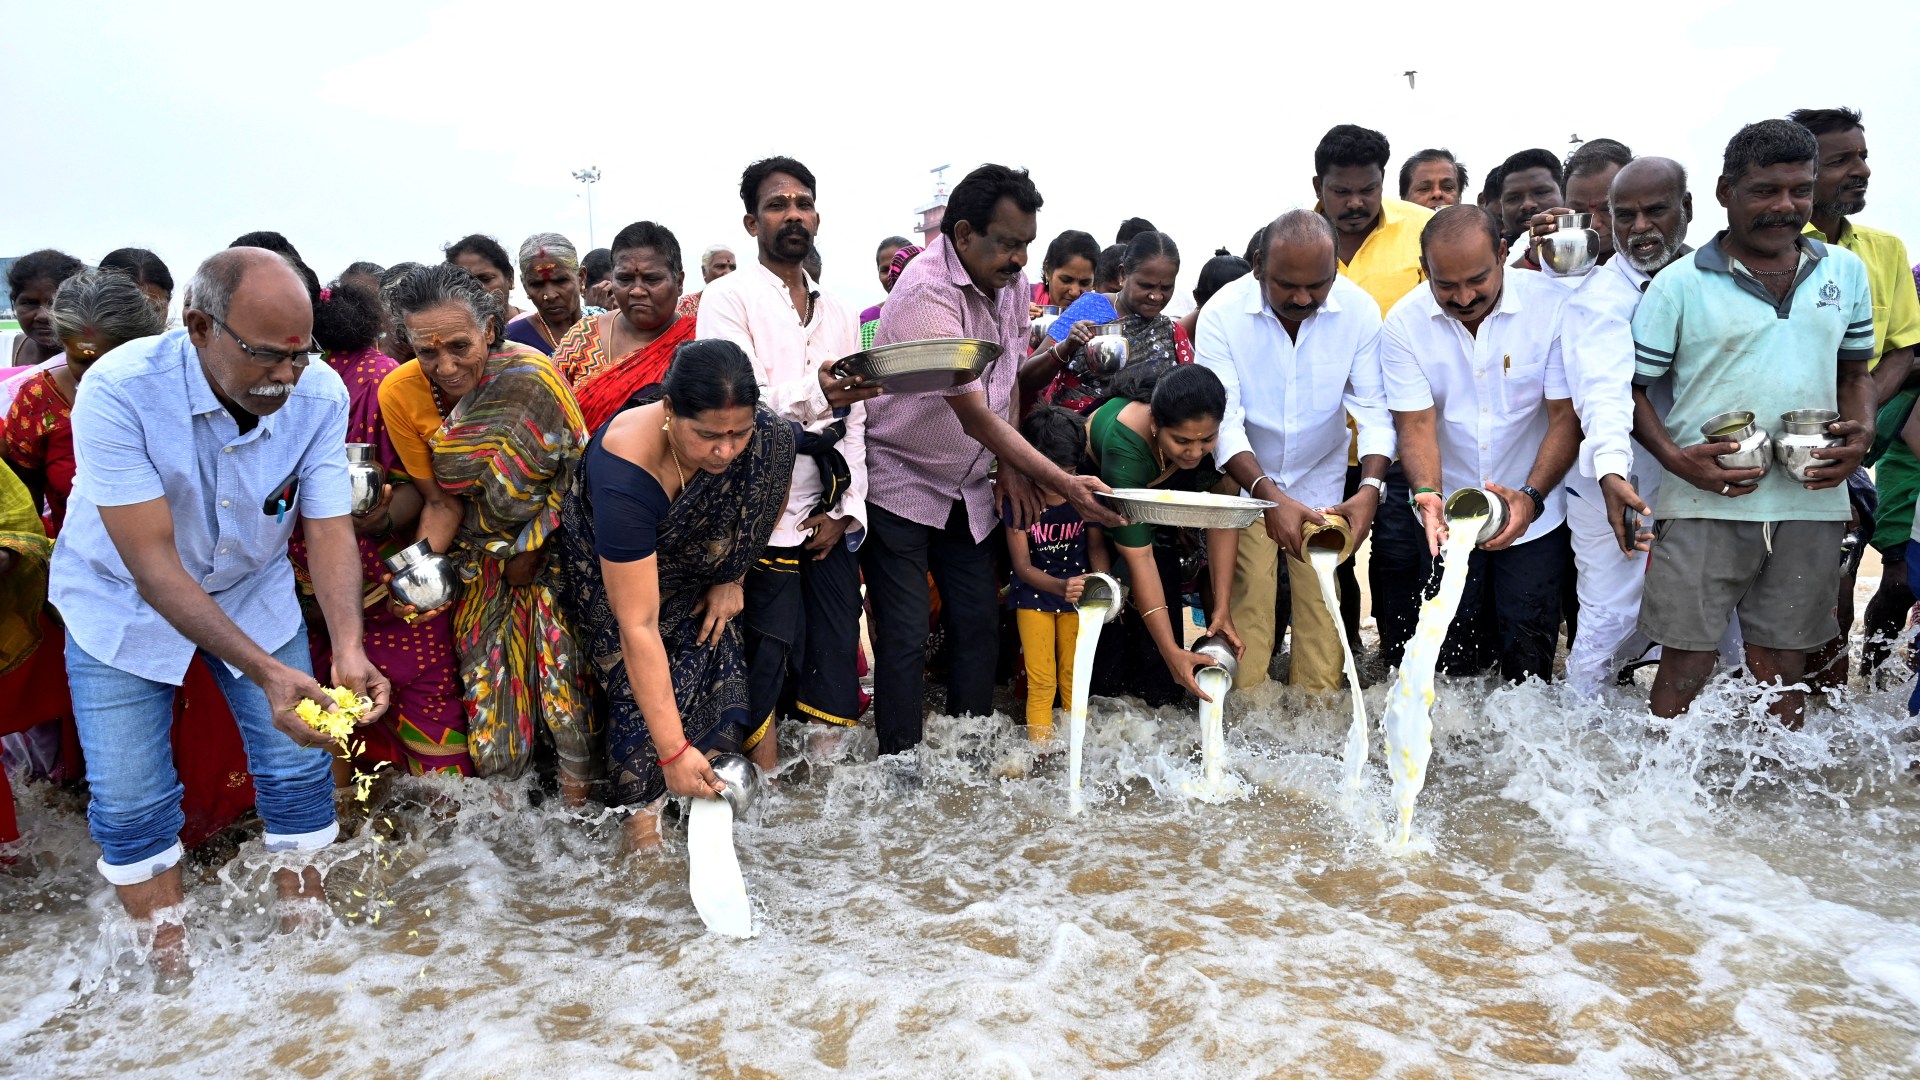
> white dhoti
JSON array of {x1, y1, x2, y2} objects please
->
[{"x1": 1566, "y1": 470, "x2": 1660, "y2": 698}]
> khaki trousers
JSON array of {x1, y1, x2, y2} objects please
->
[{"x1": 1229, "y1": 519, "x2": 1347, "y2": 692}]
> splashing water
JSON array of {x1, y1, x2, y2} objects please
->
[
  {"x1": 1379, "y1": 515, "x2": 1485, "y2": 852},
  {"x1": 1315, "y1": 547, "x2": 1373, "y2": 815},
  {"x1": 1066, "y1": 600, "x2": 1109, "y2": 814},
  {"x1": 8, "y1": 576, "x2": 1920, "y2": 1076}
]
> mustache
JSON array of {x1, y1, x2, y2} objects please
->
[
  {"x1": 1752, "y1": 212, "x2": 1805, "y2": 230},
  {"x1": 776, "y1": 223, "x2": 811, "y2": 242}
]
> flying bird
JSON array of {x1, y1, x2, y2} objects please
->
[{"x1": 1403, "y1": 70, "x2": 1417, "y2": 89}]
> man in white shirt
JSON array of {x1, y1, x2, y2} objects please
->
[
  {"x1": 1385, "y1": 205, "x2": 1581, "y2": 682},
  {"x1": 697, "y1": 156, "x2": 879, "y2": 745},
  {"x1": 1555, "y1": 157, "x2": 1694, "y2": 696},
  {"x1": 1199, "y1": 211, "x2": 1393, "y2": 691}
]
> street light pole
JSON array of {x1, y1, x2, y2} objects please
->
[{"x1": 571, "y1": 166, "x2": 602, "y2": 248}]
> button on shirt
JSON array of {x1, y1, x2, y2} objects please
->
[
  {"x1": 1382, "y1": 270, "x2": 1573, "y2": 544},
  {"x1": 1632, "y1": 232, "x2": 1874, "y2": 523},
  {"x1": 865, "y1": 235, "x2": 1028, "y2": 542},
  {"x1": 1561, "y1": 253, "x2": 1659, "y2": 484},
  {"x1": 696, "y1": 260, "x2": 867, "y2": 548},
  {"x1": 1197, "y1": 273, "x2": 1393, "y2": 509},
  {"x1": 50, "y1": 329, "x2": 352, "y2": 684}
]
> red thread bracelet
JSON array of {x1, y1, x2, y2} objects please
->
[{"x1": 659, "y1": 740, "x2": 693, "y2": 767}]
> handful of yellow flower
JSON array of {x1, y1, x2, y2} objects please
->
[{"x1": 294, "y1": 685, "x2": 373, "y2": 741}]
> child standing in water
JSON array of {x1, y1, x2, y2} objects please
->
[{"x1": 1006, "y1": 405, "x2": 1110, "y2": 744}]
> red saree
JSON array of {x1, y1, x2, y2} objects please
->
[{"x1": 554, "y1": 310, "x2": 697, "y2": 433}]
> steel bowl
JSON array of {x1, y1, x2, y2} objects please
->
[
  {"x1": 383, "y1": 538, "x2": 461, "y2": 613},
  {"x1": 1192, "y1": 632, "x2": 1239, "y2": 684},
  {"x1": 345, "y1": 443, "x2": 386, "y2": 517},
  {"x1": 1076, "y1": 571, "x2": 1126, "y2": 623},
  {"x1": 831, "y1": 337, "x2": 1002, "y2": 393},
  {"x1": 1443, "y1": 487, "x2": 1508, "y2": 547},
  {"x1": 709, "y1": 753, "x2": 763, "y2": 816},
  {"x1": 1775, "y1": 408, "x2": 1843, "y2": 482},
  {"x1": 1096, "y1": 488, "x2": 1275, "y2": 530}
]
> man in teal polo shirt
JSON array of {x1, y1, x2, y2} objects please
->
[{"x1": 1630, "y1": 119, "x2": 1875, "y2": 727}]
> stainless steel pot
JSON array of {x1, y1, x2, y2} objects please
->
[
  {"x1": 1443, "y1": 487, "x2": 1508, "y2": 547},
  {"x1": 709, "y1": 753, "x2": 763, "y2": 816},
  {"x1": 1076, "y1": 571, "x2": 1126, "y2": 623},
  {"x1": 1193, "y1": 632, "x2": 1239, "y2": 684},
  {"x1": 1079, "y1": 334, "x2": 1129, "y2": 376},
  {"x1": 1534, "y1": 213, "x2": 1601, "y2": 277},
  {"x1": 1775, "y1": 408, "x2": 1842, "y2": 483},
  {"x1": 1699, "y1": 410, "x2": 1772, "y2": 477},
  {"x1": 383, "y1": 538, "x2": 460, "y2": 612},
  {"x1": 345, "y1": 443, "x2": 386, "y2": 517}
]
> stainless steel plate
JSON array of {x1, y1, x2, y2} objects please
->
[
  {"x1": 832, "y1": 337, "x2": 1002, "y2": 393},
  {"x1": 1097, "y1": 487, "x2": 1275, "y2": 530}
]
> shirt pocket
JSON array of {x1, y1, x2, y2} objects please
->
[{"x1": 1500, "y1": 353, "x2": 1548, "y2": 412}]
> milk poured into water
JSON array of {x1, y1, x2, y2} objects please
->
[
  {"x1": 1066, "y1": 600, "x2": 1109, "y2": 814},
  {"x1": 1312, "y1": 547, "x2": 1372, "y2": 806},
  {"x1": 1379, "y1": 515, "x2": 1484, "y2": 851}
]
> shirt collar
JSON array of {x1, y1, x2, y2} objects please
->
[
  {"x1": 749, "y1": 257, "x2": 820, "y2": 296},
  {"x1": 933, "y1": 234, "x2": 988, "y2": 298},
  {"x1": 1696, "y1": 229, "x2": 1827, "y2": 274},
  {"x1": 1802, "y1": 218, "x2": 1852, "y2": 245},
  {"x1": 186, "y1": 342, "x2": 281, "y2": 438}
]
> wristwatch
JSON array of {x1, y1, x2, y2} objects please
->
[
  {"x1": 1358, "y1": 476, "x2": 1386, "y2": 498},
  {"x1": 1519, "y1": 484, "x2": 1546, "y2": 519}
]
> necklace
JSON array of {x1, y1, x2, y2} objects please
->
[
  {"x1": 535, "y1": 310, "x2": 560, "y2": 347},
  {"x1": 1747, "y1": 266, "x2": 1798, "y2": 277},
  {"x1": 664, "y1": 418, "x2": 688, "y2": 492}
]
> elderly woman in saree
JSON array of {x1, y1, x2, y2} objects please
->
[
  {"x1": 376, "y1": 263, "x2": 595, "y2": 798},
  {"x1": 560, "y1": 340, "x2": 794, "y2": 850},
  {"x1": 290, "y1": 279, "x2": 468, "y2": 776},
  {"x1": 4, "y1": 269, "x2": 167, "y2": 535},
  {"x1": 1019, "y1": 231, "x2": 1194, "y2": 414},
  {"x1": 552, "y1": 221, "x2": 697, "y2": 432},
  {"x1": 504, "y1": 232, "x2": 591, "y2": 356}
]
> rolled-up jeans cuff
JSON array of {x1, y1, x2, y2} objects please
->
[
  {"x1": 97, "y1": 841, "x2": 184, "y2": 886},
  {"x1": 262, "y1": 821, "x2": 339, "y2": 854}
]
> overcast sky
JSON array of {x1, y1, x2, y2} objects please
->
[{"x1": 7, "y1": 0, "x2": 1918, "y2": 315}]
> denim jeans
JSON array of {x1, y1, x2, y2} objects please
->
[{"x1": 67, "y1": 628, "x2": 337, "y2": 884}]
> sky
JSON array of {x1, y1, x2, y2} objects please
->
[{"x1": 6, "y1": 0, "x2": 1919, "y2": 317}]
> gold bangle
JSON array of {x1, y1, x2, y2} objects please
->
[{"x1": 1138, "y1": 604, "x2": 1168, "y2": 620}]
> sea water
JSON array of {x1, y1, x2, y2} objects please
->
[
  {"x1": 1379, "y1": 517, "x2": 1485, "y2": 853},
  {"x1": 8, "y1": 573, "x2": 1920, "y2": 1076}
]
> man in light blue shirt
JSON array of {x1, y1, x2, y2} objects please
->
[
  {"x1": 1630, "y1": 120, "x2": 1874, "y2": 728},
  {"x1": 50, "y1": 248, "x2": 389, "y2": 985}
]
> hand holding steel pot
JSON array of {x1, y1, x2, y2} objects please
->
[
  {"x1": 1774, "y1": 409, "x2": 1843, "y2": 483},
  {"x1": 1533, "y1": 213, "x2": 1601, "y2": 277},
  {"x1": 383, "y1": 538, "x2": 461, "y2": 619}
]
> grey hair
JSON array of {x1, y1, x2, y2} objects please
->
[
  {"x1": 517, "y1": 232, "x2": 580, "y2": 277},
  {"x1": 51, "y1": 269, "x2": 167, "y2": 349},
  {"x1": 700, "y1": 244, "x2": 734, "y2": 271},
  {"x1": 385, "y1": 262, "x2": 506, "y2": 348}
]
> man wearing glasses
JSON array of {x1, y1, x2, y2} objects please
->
[{"x1": 49, "y1": 247, "x2": 390, "y2": 987}]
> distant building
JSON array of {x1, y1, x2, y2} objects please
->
[{"x1": 914, "y1": 166, "x2": 950, "y2": 247}]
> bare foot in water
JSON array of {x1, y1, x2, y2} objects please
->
[
  {"x1": 275, "y1": 866, "x2": 330, "y2": 935},
  {"x1": 144, "y1": 912, "x2": 192, "y2": 994},
  {"x1": 559, "y1": 769, "x2": 594, "y2": 809},
  {"x1": 623, "y1": 800, "x2": 666, "y2": 853}
]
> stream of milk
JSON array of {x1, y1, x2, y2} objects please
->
[
  {"x1": 1315, "y1": 547, "x2": 1373, "y2": 812},
  {"x1": 1065, "y1": 599, "x2": 1109, "y2": 815},
  {"x1": 1379, "y1": 516, "x2": 1485, "y2": 852}
]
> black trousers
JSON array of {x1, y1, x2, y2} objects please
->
[
  {"x1": 1335, "y1": 461, "x2": 1431, "y2": 667},
  {"x1": 743, "y1": 539, "x2": 864, "y2": 731},
  {"x1": 861, "y1": 501, "x2": 999, "y2": 755},
  {"x1": 1439, "y1": 524, "x2": 1569, "y2": 683},
  {"x1": 1090, "y1": 541, "x2": 1190, "y2": 707}
]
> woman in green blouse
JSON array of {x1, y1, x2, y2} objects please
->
[{"x1": 1085, "y1": 363, "x2": 1242, "y2": 704}]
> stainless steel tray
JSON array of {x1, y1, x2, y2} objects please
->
[
  {"x1": 832, "y1": 337, "x2": 1002, "y2": 393},
  {"x1": 1097, "y1": 487, "x2": 1275, "y2": 530}
]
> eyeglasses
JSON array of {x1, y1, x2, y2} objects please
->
[{"x1": 208, "y1": 313, "x2": 318, "y2": 368}]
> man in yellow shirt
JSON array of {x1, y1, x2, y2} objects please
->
[
  {"x1": 1310, "y1": 124, "x2": 1434, "y2": 670},
  {"x1": 1790, "y1": 106, "x2": 1920, "y2": 687}
]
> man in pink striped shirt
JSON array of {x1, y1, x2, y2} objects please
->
[{"x1": 862, "y1": 164, "x2": 1122, "y2": 755}]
